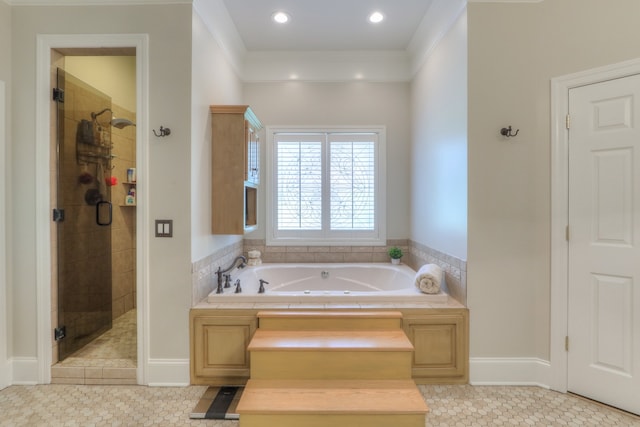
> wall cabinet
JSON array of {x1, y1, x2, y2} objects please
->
[
  {"x1": 190, "y1": 308, "x2": 468, "y2": 385},
  {"x1": 210, "y1": 105, "x2": 262, "y2": 234}
]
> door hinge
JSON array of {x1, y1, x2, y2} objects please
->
[
  {"x1": 54, "y1": 326, "x2": 66, "y2": 341},
  {"x1": 566, "y1": 225, "x2": 569, "y2": 241},
  {"x1": 52, "y1": 208, "x2": 65, "y2": 222},
  {"x1": 52, "y1": 88, "x2": 65, "y2": 103},
  {"x1": 565, "y1": 336, "x2": 569, "y2": 352},
  {"x1": 565, "y1": 114, "x2": 571, "y2": 129}
]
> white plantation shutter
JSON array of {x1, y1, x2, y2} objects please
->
[
  {"x1": 269, "y1": 128, "x2": 385, "y2": 245},
  {"x1": 275, "y1": 136, "x2": 322, "y2": 230},
  {"x1": 329, "y1": 135, "x2": 375, "y2": 231}
]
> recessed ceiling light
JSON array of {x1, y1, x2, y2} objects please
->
[
  {"x1": 369, "y1": 11, "x2": 384, "y2": 24},
  {"x1": 272, "y1": 11, "x2": 290, "y2": 24}
]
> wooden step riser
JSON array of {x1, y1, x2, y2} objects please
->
[
  {"x1": 250, "y1": 351, "x2": 412, "y2": 380},
  {"x1": 239, "y1": 413, "x2": 425, "y2": 427},
  {"x1": 258, "y1": 318, "x2": 402, "y2": 330}
]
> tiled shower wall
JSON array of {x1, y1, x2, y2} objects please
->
[{"x1": 110, "y1": 104, "x2": 136, "y2": 319}]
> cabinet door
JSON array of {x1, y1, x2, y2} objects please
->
[
  {"x1": 191, "y1": 315, "x2": 257, "y2": 385},
  {"x1": 246, "y1": 122, "x2": 259, "y2": 184},
  {"x1": 403, "y1": 312, "x2": 468, "y2": 384}
]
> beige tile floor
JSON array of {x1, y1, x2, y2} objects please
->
[
  {"x1": 7, "y1": 310, "x2": 634, "y2": 425},
  {"x1": 0, "y1": 383, "x2": 638, "y2": 426}
]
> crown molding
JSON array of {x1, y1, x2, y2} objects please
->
[
  {"x1": 193, "y1": 0, "x2": 246, "y2": 79},
  {"x1": 243, "y1": 50, "x2": 412, "y2": 83},
  {"x1": 408, "y1": 0, "x2": 467, "y2": 76}
]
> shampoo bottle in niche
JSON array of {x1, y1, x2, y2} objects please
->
[
  {"x1": 127, "y1": 168, "x2": 136, "y2": 183},
  {"x1": 125, "y1": 187, "x2": 136, "y2": 206}
]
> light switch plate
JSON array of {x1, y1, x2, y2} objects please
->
[{"x1": 155, "y1": 219, "x2": 173, "y2": 237}]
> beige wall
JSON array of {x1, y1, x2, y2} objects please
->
[
  {"x1": 467, "y1": 0, "x2": 640, "y2": 360},
  {"x1": 0, "y1": 3, "x2": 10, "y2": 84},
  {"x1": 11, "y1": 4, "x2": 193, "y2": 364},
  {"x1": 243, "y1": 81, "x2": 412, "y2": 241},
  {"x1": 190, "y1": 8, "x2": 244, "y2": 262},
  {"x1": 410, "y1": 9, "x2": 467, "y2": 260},
  {"x1": 65, "y1": 57, "x2": 137, "y2": 113},
  {"x1": 0, "y1": 0, "x2": 10, "y2": 389}
]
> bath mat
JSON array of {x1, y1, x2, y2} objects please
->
[{"x1": 190, "y1": 386, "x2": 243, "y2": 420}]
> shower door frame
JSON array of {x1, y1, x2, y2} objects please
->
[{"x1": 35, "y1": 34, "x2": 149, "y2": 385}]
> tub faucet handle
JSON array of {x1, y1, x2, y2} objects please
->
[
  {"x1": 234, "y1": 279, "x2": 242, "y2": 294},
  {"x1": 215, "y1": 267, "x2": 224, "y2": 294},
  {"x1": 258, "y1": 279, "x2": 269, "y2": 294},
  {"x1": 224, "y1": 274, "x2": 231, "y2": 288}
]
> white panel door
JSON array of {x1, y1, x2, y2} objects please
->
[{"x1": 568, "y1": 74, "x2": 640, "y2": 414}]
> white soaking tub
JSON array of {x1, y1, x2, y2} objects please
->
[{"x1": 206, "y1": 263, "x2": 448, "y2": 304}]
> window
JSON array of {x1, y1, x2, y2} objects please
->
[{"x1": 267, "y1": 127, "x2": 386, "y2": 245}]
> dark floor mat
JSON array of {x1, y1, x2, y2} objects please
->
[{"x1": 190, "y1": 386, "x2": 243, "y2": 420}]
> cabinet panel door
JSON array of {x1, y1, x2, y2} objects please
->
[
  {"x1": 246, "y1": 123, "x2": 259, "y2": 184},
  {"x1": 403, "y1": 313, "x2": 468, "y2": 383},
  {"x1": 192, "y1": 316, "x2": 257, "y2": 380}
]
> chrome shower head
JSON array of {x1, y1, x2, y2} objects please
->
[{"x1": 111, "y1": 118, "x2": 136, "y2": 129}]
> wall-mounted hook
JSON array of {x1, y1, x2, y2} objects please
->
[
  {"x1": 500, "y1": 126, "x2": 519, "y2": 138},
  {"x1": 153, "y1": 126, "x2": 171, "y2": 137}
]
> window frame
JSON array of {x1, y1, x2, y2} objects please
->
[{"x1": 266, "y1": 126, "x2": 387, "y2": 246}]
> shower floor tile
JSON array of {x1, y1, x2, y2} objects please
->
[{"x1": 56, "y1": 309, "x2": 137, "y2": 369}]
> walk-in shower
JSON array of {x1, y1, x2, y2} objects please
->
[
  {"x1": 54, "y1": 69, "x2": 114, "y2": 361},
  {"x1": 53, "y1": 68, "x2": 138, "y2": 366}
]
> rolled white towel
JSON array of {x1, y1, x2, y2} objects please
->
[{"x1": 415, "y1": 264, "x2": 442, "y2": 294}]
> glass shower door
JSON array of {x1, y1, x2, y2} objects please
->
[{"x1": 55, "y1": 68, "x2": 113, "y2": 361}]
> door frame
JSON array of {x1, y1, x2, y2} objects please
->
[
  {"x1": 0, "y1": 80, "x2": 9, "y2": 390},
  {"x1": 550, "y1": 57, "x2": 640, "y2": 393},
  {"x1": 35, "y1": 34, "x2": 150, "y2": 384}
]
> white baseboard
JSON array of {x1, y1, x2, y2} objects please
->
[
  {"x1": 470, "y1": 357, "x2": 551, "y2": 388},
  {"x1": 10, "y1": 357, "x2": 39, "y2": 385},
  {"x1": 0, "y1": 360, "x2": 9, "y2": 390},
  {"x1": 146, "y1": 358, "x2": 190, "y2": 387}
]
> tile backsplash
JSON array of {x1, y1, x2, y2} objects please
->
[
  {"x1": 408, "y1": 240, "x2": 467, "y2": 306},
  {"x1": 242, "y1": 239, "x2": 409, "y2": 264},
  {"x1": 191, "y1": 240, "x2": 243, "y2": 306}
]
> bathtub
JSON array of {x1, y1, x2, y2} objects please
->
[{"x1": 206, "y1": 263, "x2": 448, "y2": 304}]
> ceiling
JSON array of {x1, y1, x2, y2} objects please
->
[
  {"x1": 212, "y1": 0, "x2": 467, "y2": 81},
  {"x1": 221, "y1": 0, "x2": 435, "y2": 52},
  {"x1": 4, "y1": 0, "x2": 468, "y2": 81}
]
